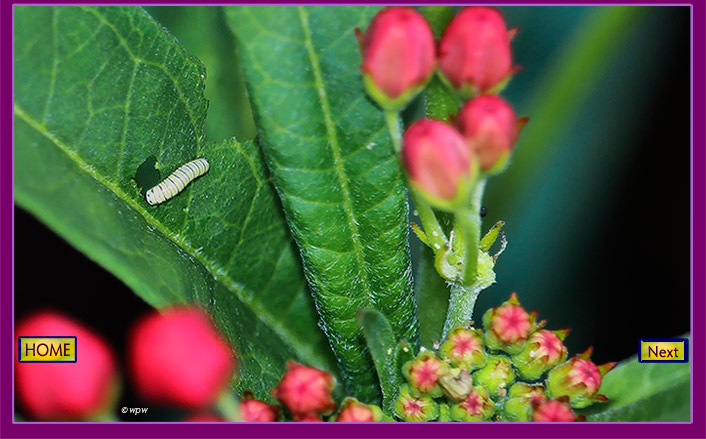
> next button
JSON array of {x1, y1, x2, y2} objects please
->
[{"x1": 639, "y1": 338, "x2": 688, "y2": 363}]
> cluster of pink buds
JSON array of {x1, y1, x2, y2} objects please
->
[
  {"x1": 359, "y1": 6, "x2": 517, "y2": 110},
  {"x1": 360, "y1": 6, "x2": 524, "y2": 212},
  {"x1": 239, "y1": 361, "x2": 385, "y2": 422},
  {"x1": 390, "y1": 293, "x2": 615, "y2": 422}
]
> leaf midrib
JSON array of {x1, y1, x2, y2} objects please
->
[
  {"x1": 14, "y1": 103, "x2": 329, "y2": 369},
  {"x1": 296, "y1": 6, "x2": 375, "y2": 309}
]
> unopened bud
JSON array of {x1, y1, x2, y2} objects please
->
[
  {"x1": 546, "y1": 348, "x2": 616, "y2": 409},
  {"x1": 16, "y1": 311, "x2": 119, "y2": 421},
  {"x1": 532, "y1": 398, "x2": 581, "y2": 422},
  {"x1": 359, "y1": 7, "x2": 436, "y2": 110},
  {"x1": 457, "y1": 95, "x2": 521, "y2": 174},
  {"x1": 393, "y1": 385, "x2": 439, "y2": 422},
  {"x1": 293, "y1": 412, "x2": 323, "y2": 422},
  {"x1": 503, "y1": 382, "x2": 547, "y2": 422},
  {"x1": 402, "y1": 119, "x2": 476, "y2": 211},
  {"x1": 239, "y1": 392, "x2": 279, "y2": 422},
  {"x1": 403, "y1": 351, "x2": 447, "y2": 397},
  {"x1": 512, "y1": 329, "x2": 569, "y2": 381},
  {"x1": 271, "y1": 361, "x2": 335, "y2": 416},
  {"x1": 471, "y1": 355, "x2": 515, "y2": 398},
  {"x1": 438, "y1": 326, "x2": 487, "y2": 371},
  {"x1": 450, "y1": 386, "x2": 495, "y2": 421},
  {"x1": 334, "y1": 398, "x2": 382, "y2": 422},
  {"x1": 128, "y1": 306, "x2": 235, "y2": 409},
  {"x1": 439, "y1": 7, "x2": 515, "y2": 97},
  {"x1": 482, "y1": 292, "x2": 539, "y2": 355}
]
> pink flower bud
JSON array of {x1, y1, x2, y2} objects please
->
[
  {"x1": 393, "y1": 385, "x2": 439, "y2": 422},
  {"x1": 450, "y1": 386, "x2": 495, "y2": 422},
  {"x1": 471, "y1": 355, "x2": 515, "y2": 398},
  {"x1": 15, "y1": 311, "x2": 118, "y2": 421},
  {"x1": 271, "y1": 361, "x2": 335, "y2": 416},
  {"x1": 504, "y1": 383, "x2": 547, "y2": 422},
  {"x1": 334, "y1": 398, "x2": 382, "y2": 422},
  {"x1": 239, "y1": 392, "x2": 279, "y2": 422},
  {"x1": 403, "y1": 351, "x2": 447, "y2": 397},
  {"x1": 402, "y1": 119, "x2": 474, "y2": 207},
  {"x1": 457, "y1": 95, "x2": 520, "y2": 173},
  {"x1": 128, "y1": 306, "x2": 235, "y2": 409},
  {"x1": 546, "y1": 348, "x2": 616, "y2": 409},
  {"x1": 532, "y1": 399, "x2": 579, "y2": 422},
  {"x1": 482, "y1": 292, "x2": 539, "y2": 354},
  {"x1": 438, "y1": 326, "x2": 487, "y2": 371},
  {"x1": 439, "y1": 7, "x2": 514, "y2": 95},
  {"x1": 293, "y1": 412, "x2": 323, "y2": 422},
  {"x1": 184, "y1": 413, "x2": 225, "y2": 422},
  {"x1": 360, "y1": 7, "x2": 435, "y2": 107},
  {"x1": 512, "y1": 329, "x2": 569, "y2": 381}
]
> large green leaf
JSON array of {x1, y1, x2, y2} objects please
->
[
  {"x1": 226, "y1": 6, "x2": 419, "y2": 401},
  {"x1": 581, "y1": 341, "x2": 690, "y2": 421},
  {"x1": 14, "y1": 6, "x2": 336, "y2": 399}
]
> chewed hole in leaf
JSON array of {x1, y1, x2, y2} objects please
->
[{"x1": 134, "y1": 156, "x2": 160, "y2": 196}]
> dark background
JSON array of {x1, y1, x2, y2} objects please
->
[{"x1": 14, "y1": 6, "x2": 691, "y2": 416}]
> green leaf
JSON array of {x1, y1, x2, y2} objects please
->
[
  {"x1": 14, "y1": 6, "x2": 336, "y2": 399},
  {"x1": 415, "y1": 246, "x2": 450, "y2": 349},
  {"x1": 581, "y1": 346, "x2": 690, "y2": 421},
  {"x1": 144, "y1": 6, "x2": 256, "y2": 141},
  {"x1": 226, "y1": 6, "x2": 419, "y2": 400},
  {"x1": 360, "y1": 309, "x2": 403, "y2": 413}
]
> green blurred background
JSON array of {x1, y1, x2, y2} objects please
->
[{"x1": 16, "y1": 5, "x2": 690, "y2": 396}]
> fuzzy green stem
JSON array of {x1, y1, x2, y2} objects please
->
[
  {"x1": 442, "y1": 180, "x2": 487, "y2": 338},
  {"x1": 384, "y1": 110, "x2": 403, "y2": 153},
  {"x1": 453, "y1": 180, "x2": 486, "y2": 286},
  {"x1": 216, "y1": 389, "x2": 241, "y2": 422},
  {"x1": 442, "y1": 283, "x2": 484, "y2": 338}
]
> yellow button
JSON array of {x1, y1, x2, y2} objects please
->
[
  {"x1": 18, "y1": 337, "x2": 77, "y2": 362},
  {"x1": 639, "y1": 339, "x2": 687, "y2": 362}
]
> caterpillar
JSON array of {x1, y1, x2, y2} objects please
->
[{"x1": 145, "y1": 158, "x2": 209, "y2": 206}]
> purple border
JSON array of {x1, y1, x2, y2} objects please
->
[{"x1": 2, "y1": 1, "x2": 704, "y2": 438}]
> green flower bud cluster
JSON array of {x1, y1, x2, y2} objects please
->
[{"x1": 393, "y1": 293, "x2": 616, "y2": 422}]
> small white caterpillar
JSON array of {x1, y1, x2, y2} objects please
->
[{"x1": 145, "y1": 158, "x2": 209, "y2": 206}]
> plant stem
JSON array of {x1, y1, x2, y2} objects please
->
[
  {"x1": 442, "y1": 283, "x2": 485, "y2": 338},
  {"x1": 384, "y1": 110, "x2": 402, "y2": 153},
  {"x1": 453, "y1": 180, "x2": 486, "y2": 286},
  {"x1": 216, "y1": 389, "x2": 241, "y2": 422},
  {"x1": 442, "y1": 180, "x2": 487, "y2": 338}
]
